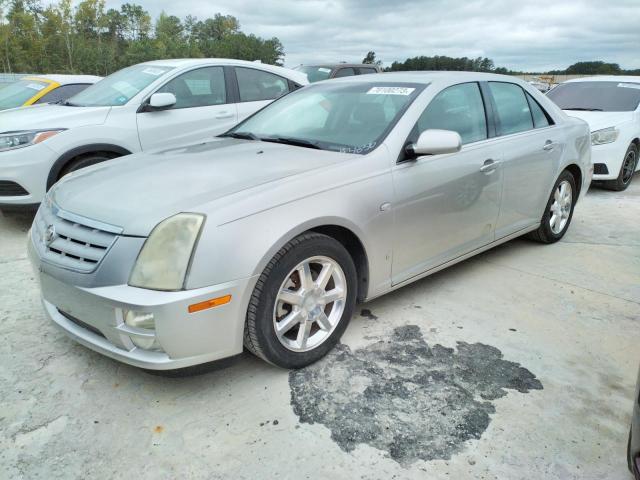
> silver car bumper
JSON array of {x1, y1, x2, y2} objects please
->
[{"x1": 31, "y1": 246, "x2": 257, "y2": 370}]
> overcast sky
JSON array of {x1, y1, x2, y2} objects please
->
[{"x1": 109, "y1": 0, "x2": 640, "y2": 71}]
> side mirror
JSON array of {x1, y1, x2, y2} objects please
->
[
  {"x1": 148, "y1": 92, "x2": 176, "y2": 111},
  {"x1": 406, "y1": 129, "x2": 462, "y2": 157}
]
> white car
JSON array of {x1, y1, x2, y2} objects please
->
[
  {"x1": 547, "y1": 76, "x2": 640, "y2": 190},
  {"x1": 0, "y1": 59, "x2": 308, "y2": 206}
]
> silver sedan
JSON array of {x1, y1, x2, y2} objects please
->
[{"x1": 28, "y1": 72, "x2": 592, "y2": 370}]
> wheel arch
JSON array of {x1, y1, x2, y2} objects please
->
[
  {"x1": 564, "y1": 163, "x2": 583, "y2": 199},
  {"x1": 47, "y1": 143, "x2": 132, "y2": 190},
  {"x1": 252, "y1": 218, "x2": 371, "y2": 303}
]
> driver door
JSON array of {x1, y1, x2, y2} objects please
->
[
  {"x1": 137, "y1": 66, "x2": 237, "y2": 151},
  {"x1": 391, "y1": 82, "x2": 503, "y2": 285}
]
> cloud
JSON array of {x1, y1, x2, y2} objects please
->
[{"x1": 107, "y1": 0, "x2": 640, "y2": 71}]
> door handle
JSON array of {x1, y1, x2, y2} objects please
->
[
  {"x1": 215, "y1": 112, "x2": 234, "y2": 119},
  {"x1": 480, "y1": 159, "x2": 499, "y2": 173},
  {"x1": 543, "y1": 140, "x2": 554, "y2": 151}
]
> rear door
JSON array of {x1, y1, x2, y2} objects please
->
[
  {"x1": 486, "y1": 82, "x2": 563, "y2": 238},
  {"x1": 233, "y1": 67, "x2": 292, "y2": 122},
  {"x1": 137, "y1": 66, "x2": 237, "y2": 150}
]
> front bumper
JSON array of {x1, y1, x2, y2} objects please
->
[
  {"x1": 591, "y1": 141, "x2": 629, "y2": 181},
  {"x1": 0, "y1": 143, "x2": 58, "y2": 206},
  {"x1": 32, "y1": 255, "x2": 257, "y2": 370}
]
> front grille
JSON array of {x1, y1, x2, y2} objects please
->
[
  {"x1": 33, "y1": 203, "x2": 120, "y2": 273},
  {"x1": 58, "y1": 310, "x2": 106, "y2": 339},
  {"x1": 593, "y1": 163, "x2": 609, "y2": 175},
  {"x1": 0, "y1": 180, "x2": 29, "y2": 197}
]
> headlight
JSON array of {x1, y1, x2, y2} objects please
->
[
  {"x1": 591, "y1": 127, "x2": 619, "y2": 146},
  {"x1": 0, "y1": 129, "x2": 65, "y2": 152},
  {"x1": 129, "y1": 213, "x2": 205, "y2": 291}
]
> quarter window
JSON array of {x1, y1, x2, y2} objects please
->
[
  {"x1": 236, "y1": 67, "x2": 289, "y2": 102},
  {"x1": 526, "y1": 92, "x2": 551, "y2": 128},
  {"x1": 416, "y1": 82, "x2": 488, "y2": 144},
  {"x1": 334, "y1": 68, "x2": 356, "y2": 78},
  {"x1": 158, "y1": 66, "x2": 226, "y2": 109},
  {"x1": 489, "y1": 82, "x2": 534, "y2": 135}
]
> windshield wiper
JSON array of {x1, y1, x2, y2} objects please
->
[
  {"x1": 261, "y1": 136, "x2": 321, "y2": 150},
  {"x1": 564, "y1": 107, "x2": 603, "y2": 111},
  {"x1": 60, "y1": 100, "x2": 81, "y2": 107},
  {"x1": 220, "y1": 132, "x2": 260, "y2": 141}
]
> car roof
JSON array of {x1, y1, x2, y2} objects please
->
[
  {"x1": 302, "y1": 63, "x2": 380, "y2": 69},
  {"x1": 320, "y1": 70, "x2": 530, "y2": 85},
  {"x1": 23, "y1": 74, "x2": 103, "y2": 85},
  {"x1": 140, "y1": 58, "x2": 309, "y2": 85},
  {"x1": 563, "y1": 76, "x2": 640, "y2": 84}
]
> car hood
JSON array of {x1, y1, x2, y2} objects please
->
[
  {"x1": 0, "y1": 104, "x2": 111, "y2": 132},
  {"x1": 51, "y1": 138, "x2": 350, "y2": 236},
  {"x1": 563, "y1": 110, "x2": 634, "y2": 131}
]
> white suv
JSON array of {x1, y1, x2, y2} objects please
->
[{"x1": 0, "y1": 59, "x2": 308, "y2": 206}]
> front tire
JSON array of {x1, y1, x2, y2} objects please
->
[
  {"x1": 602, "y1": 143, "x2": 637, "y2": 192},
  {"x1": 58, "y1": 152, "x2": 118, "y2": 180},
  {"x1": 244, "y1": 233, "x2": 357, "y2": 369},
  {"x1": 527, "y1": 170, "x2": 576, "y2": 244}
]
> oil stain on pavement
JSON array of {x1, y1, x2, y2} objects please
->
[{"x1": 289, "y1": 325, "x2": 543, "y2": 465}]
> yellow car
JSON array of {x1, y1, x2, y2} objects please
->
[{"x1": 0, "y1": 74, "x2": 102, "y2": 111}]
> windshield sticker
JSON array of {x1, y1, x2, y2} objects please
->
[
  {"x1": 340, "y1": 142, "x2": 377, "y2": 154},
  {"x1": 111, "y1": 81, "x2": 139, "y2": 98},
  {"x1": 25, "y1": 83, "x2": 45, "y2": 91},
  {"x1": 367, "y1": 87, "x2": 415, "y2": 96},
  {"x1": 618, "y1": 83, "x2": 640, "y2": 90},
  {"x1": 318, "y1": 68, "x2": 332, "y2": 73},
  {"x1": 142, "y1": 67, "x2": 166, "y2": 76}
]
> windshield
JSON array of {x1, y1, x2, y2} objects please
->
[
  {"x1": 547, "y1": 81, "x2": 640, "y2": 112},
  {"x1": 67, "y1": 64, "x2": 174, "y2": 107},
  {"x1": 0, "y1": 79, "x2": 49, "y2": 110},
  {"x1": 225, "y1": 82, "x2": 425, "y2": 154},
  {"x1": 295, "y1": 66, "x2": 333, "y2": 83}
]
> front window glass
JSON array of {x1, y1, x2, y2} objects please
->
[
  {"x1": 489, "y1": 82, "x2": 534, "y2": 136},
  {"x1": 226, "y1": 82, "x2": 425, "y2": 153},
  {"x1": 416, "y1": 82, "x2": 487, "y2": 144},
  {"x1": 0, "y1": 80, "x2": 49, "y2": 110},
  {"x1": 547, "y1": 81, "x2": 640, "y2": 112},
  {"x1": 295, "y1": 66, "x2": 332, "y2": 83},
  {"x1": 158, "y1": 67, "x2": 226, "y2": 109},
  {"x1": 68, "y1": 64, "x2": 174, "y2": 107}
]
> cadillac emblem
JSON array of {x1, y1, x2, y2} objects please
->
[{"x1": 44, "y1": 224, "x2": 57, "y2": 245}]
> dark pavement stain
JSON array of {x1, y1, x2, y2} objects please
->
[
  {"x1": 360, "y1": 308, "x2": 378, "y2": 320},
  {"x1": 289, "y1": 325, "x2": 542, "y2": 465}
]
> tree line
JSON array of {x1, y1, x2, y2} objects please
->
[{"x1": 0, "y1": 0, "x2": 285, "y2": 75}]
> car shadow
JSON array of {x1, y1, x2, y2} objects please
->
[{"x1": 0, "y1": 207, "x2": 37, "y2": 233}]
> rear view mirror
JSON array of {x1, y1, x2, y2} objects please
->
[
  {"x1": 407, "y1": 129, "x2": 462, "y2": 156},
  {"x1": 148, "y1": 92, "x2": 176, "y2": 111}
]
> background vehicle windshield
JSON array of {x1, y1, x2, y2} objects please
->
[
  {"x1": 0, "y1": 79, "x2": 49, "y2": 110},
  {"x1": 67, "y1": 64, "x2": 174, "y2": 107},
  {"x1": 295, "y1": 66, "x2": 333, "y2": 83},
  {"x1": 229, "y1": 82, "x2": 424, "y2": 153},
  {"x1": 547, "y1": 81, "x2": 640, "y2": 112}
]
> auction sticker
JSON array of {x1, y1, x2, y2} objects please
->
[
  {"x1": 143, "y1": 67, "x2": 166, "y2": 76},
  {"x1": 367, "y1": 87, "x2": 415, "y2": 95},
  {"x1": 26, "y1": 83, "x2": 45, "y2": 91},
  {"x1": 318, "y1": 68, "x2": 331, "y2": 73}
]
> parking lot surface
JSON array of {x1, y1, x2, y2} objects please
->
[{"x1": 1, "y1": 182, "x2": 639, "y2": 480}]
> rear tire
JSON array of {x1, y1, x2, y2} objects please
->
[
  {"x1": 527, "y1": 169, "x2": 576, "y2": 244},
  {"x1": 58, "y1": 152, "x2": 118, "y2": 180},
  {"x1": 602, "y1": 143, "x2": 637, "y2": 192},
  {"x1": 244, "y1": 233, "x2": 357, "y2": 369}
]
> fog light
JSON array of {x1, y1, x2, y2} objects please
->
[{"x1": 123, "y1": 310, "x2": 161, "y2": 351}]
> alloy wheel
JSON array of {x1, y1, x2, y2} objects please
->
[
  {"x1": 622, "y1": 150, "x2": 637, "y2": 185},
  {"x1": 549, "y1": 180, "x2": 572, "y2": 235},
  {"x1": 273, "y1": 256, "x2": 347, "y2": 352}
]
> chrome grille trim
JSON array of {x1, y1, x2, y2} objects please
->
[{"x1": 33, "y1": 203, "x2": 121, "y2": 273}]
